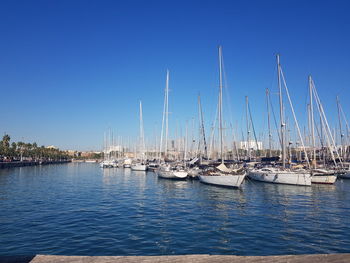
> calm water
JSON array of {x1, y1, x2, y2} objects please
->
[{"x1": 0, "y1": 163, "x2": 350, "y2": 256}]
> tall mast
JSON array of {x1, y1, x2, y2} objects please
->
[
  {"x1": 309, "y1": 76, "x2": 316, "y2": 168},
  {"x1": 336, "y1": 96, "x2": 344, "y2": 159},
  {"x1": 139, "y1": 100, "x2": 145, "y2": 161},
  {"x1": 277, "y1": 54, "x2": 286, "y2": 168},
  {"x1": 198, "y1": 94, "x2": 208, "y2": 159},
  {"x1": 266, "y1": 88, "x2": 272, "y2": 157},
  {"x1": 245, "y1": 96, "x2": 251, "y2": 160},
  {"x1": 184, "y1": 122, "x2": 188, "y2": 165},
  {"x1": 165, "y1": 70, "x2": 169, "y2": 158},
  {"x1": 218, "y1": 46, "x2": 224, "y2": 164}
]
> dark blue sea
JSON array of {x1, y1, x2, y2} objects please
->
[{"x1": 0, "y1": 163, "x2": 349, "y2": 256}]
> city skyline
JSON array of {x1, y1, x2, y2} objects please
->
[{"x1": 0, "y1": 0, "x2": 349, "y2": 151}]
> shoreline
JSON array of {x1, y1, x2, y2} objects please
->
[{"x1": 0, "y1": 160, "x2": 71, "y2": 169}]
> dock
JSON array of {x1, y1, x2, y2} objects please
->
[{"x1": 15, "y1": 253, "x2": 350, "y2": 263}]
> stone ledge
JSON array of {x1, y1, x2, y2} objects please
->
[{"x1": 30, "y1": 254, "x2": 350, "y2": 263}]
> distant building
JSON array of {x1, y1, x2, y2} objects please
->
[
  {"x1": 239, "y1": 141, "x2": 263, "y2": 151},
  {"x1": 105, "y1": 145, "x2": 123, "y2": 154},
  {"x1": 46, "y1": 145, "x2": 58, "y2": 150}
]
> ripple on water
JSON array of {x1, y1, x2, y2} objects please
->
[{"x1": 1, "y1": 164, "x2": 350, "y2": 256}]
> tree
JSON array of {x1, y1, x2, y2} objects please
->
[{"x1": 1, "y1": 134, "x2": 11, "y2": 156}]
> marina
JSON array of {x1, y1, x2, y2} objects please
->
[
  {"x1": 1, "y1": 162, "x2": 350, "y2": 256},
  {"x1": 1, "y1": 0, "x2": 350, "y2": 260}
]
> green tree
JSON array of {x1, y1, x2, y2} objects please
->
[{"x1": 1, "y1": 134, "x2": 11, "y2": 156}]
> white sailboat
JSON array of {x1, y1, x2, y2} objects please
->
[
  {"x1": 131, "y1": 101, "x2": 148, "y2": 171},
  {"x1": 123, "y1": 158, "x2": 132, "y2": 168},
  {"x1": 247, "y1": 55, "x2": 311, "y2": 186},
  {"x1": 335, "y1": 98, "x2": 350, "y2": 179},
  {"x1": 248, "y1": 167, "x2": 311, "y2": 186},
  {"x1": 198, "y1": 46, "x2": 246, "y2": 188},
  {"x1": 156, "y1": 70, "x2": 188, "y2": 179},
  {"x1": 100, "y1": 130, "x2": 116, "y2": 168},
  {"x1": 308, "y1": 76, "x2": 337, "y2": 184}
]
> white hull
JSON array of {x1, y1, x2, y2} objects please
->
[
  {"x1": 157, "y1": 169, "x2": 188, "y2": 179},
  {"x1": 123, "y1": 158, "x2": 132, "y2": 168},
  {"x1": 248, "y1": 169, "x2": 311, "y2": 186},
  {"x1": 199, "y1": 173, "x2": 246, "y2": 188},
  {"x1": 311, "y1": 174, "x2": 337, "y2": 184},
  {"x1": 131, "y1": 164, "x2": 148, "y2": 171},
  {"x1": 100, "y1": 160, "x2": 115, "y2": 168}
]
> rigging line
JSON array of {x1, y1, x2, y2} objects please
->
[
  {"x1": 208, "y1": 93, "x2": 219, "y2": 160},
  {"x1": 268, "y1": 89, "x2": 282, "y2": 149},
  {"x1": 280, "y1": 68, "x2": 310, "y2": 168},
  {"x1": 221, "y1": 50, "x2": 235, "y2": 129},
  {"x1": 318, "y1": 100, "x2": 337, "y2": 167},
  {"x1": 230, "y1": 122, "x2": 240, "y2": 161},
  {"x1": 311, "y1": 79, "x2": 342, "y2": 167},
  {"x1": 314, "y1": 118, "x2": 324, "y2": 148},
  {"x1": 339, "y1": 102, "x2": 350, "y2": 143},
  {"x1": 248, "y1": 102, "x2": 260, "y2": 154},
  {"x1": 158, "y1": 71, "x2": 167, "y2": 163}
]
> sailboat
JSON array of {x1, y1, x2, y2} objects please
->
[
  {"x1": 307, "y1": 76, "x2": 337, "y2": 184},
  {"x1": 100, "y1": 130, "x2": 116, "y2": 168},
  {"x1": 156, "y1": 70, "x2": 188, "y2": 179},
  {"x1": 335, "y1": 97, "x2": 350, "y2": 179},
  {"x1": 186, "y1": 95, "x2": 206, "y2": 178},
  {"x1": 198, "y1": 46, "x2": 246, "y2": 188},
  {"x1": 248, "y1": 55, "x2": 311, "y2": 186},
  {"x1": 131, "y1": 101, "x2": 148, "y2": 171}
]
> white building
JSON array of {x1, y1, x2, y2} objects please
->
[
  {"x1": 239, "y1": 141, "x2": 263, "y2": 151},
  {"x1": 106, "y1": 145, "x2": 123, "y2": 153}
]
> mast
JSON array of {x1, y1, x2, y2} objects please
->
[
  {"x1": 266, "y1": 88, "x2": 272, "y2": 157},
  {"x1": 218, "y1": 46, "x2": 224, "y2": 164},
  {"x1": 165, "y1": 70, "x2": 169, "y2": 159},
  {"x1": 309, "y1": 76, "x2": 316, "y2": 168},
  {"x1": 277, "y1": 54, "x2": 286, "y2": 168},
  {"x1": 336, "y1": 96, "x2": 344, "y2": 160},
  {"x1": 198, "y1": 94, "x2": 208, "y2": 159},
  {"x1": 139, "y1": 100, "x2": 145, "y2": 162},
  {"x1": 184, "y1": 122, "x2": 188, "y2": 165},
  {"x1": 245, "y1": 96, "x2": 251, "y2": 160},
  {"x1": 159, "y1": 70, "x2": 168, "y2": 163}
]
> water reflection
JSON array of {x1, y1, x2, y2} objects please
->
[{"x1": 1, "y1": 164, "x2": 350, "y2": 256}]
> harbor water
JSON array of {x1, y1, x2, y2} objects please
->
[{"x1": 0, "y1": 163, "x2": 349, "y2": 256}]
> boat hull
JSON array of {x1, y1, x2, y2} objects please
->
[
  {"x1": 131, "y1": 164, "x2": 148, "y2": 171},
  {"x1": 156, "y1": 170, "x2": 188, "y2": 179},
  {"x1": 199, "y1": 173, "x2": 246, "y2": 188},
  {"x1": 338, "y1": 172, "x2": 350, "y2": 179},
  {"x1": 311, "y1": 174, "x2": 337, "y2": 184},
  {"x1": 248, "y1": 170, "x2": 311, "y2": 186}
]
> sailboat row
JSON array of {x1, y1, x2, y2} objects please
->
[{"x1": 100, "y1": 46, "x2": 350, "y2": 188}]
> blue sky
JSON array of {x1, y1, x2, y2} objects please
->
[{"x1": 0, "y1": 0, "x2": 349, "y2": 151}]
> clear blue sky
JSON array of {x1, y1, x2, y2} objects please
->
[{"x1": 0, "y1": 0, "x2": 349, "y2": 151}]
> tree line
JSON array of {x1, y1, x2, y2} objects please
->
[{"x1": 0, "y1": 134, "x2": 70, "y2": 161}]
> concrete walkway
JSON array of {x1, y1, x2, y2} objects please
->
[{"x1": 30, "y1": 254, "x2": 350, "y2": 263}]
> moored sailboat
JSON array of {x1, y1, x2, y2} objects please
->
[
  {"x1": 131, "y1": 100, "x2": 148, "y2": 171},
  {"x1": 198, "y1": 46, "x2": 246, "y2": 188},
  {"x1": 247, "y1": 54, "x2": 311, "y2": 186},
  {"x1": 308, "y1": 76, "x2": 337, "y2": 184},
  {"x1": 156, "y1": 70, "x2": 188, "y2": 179}
]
